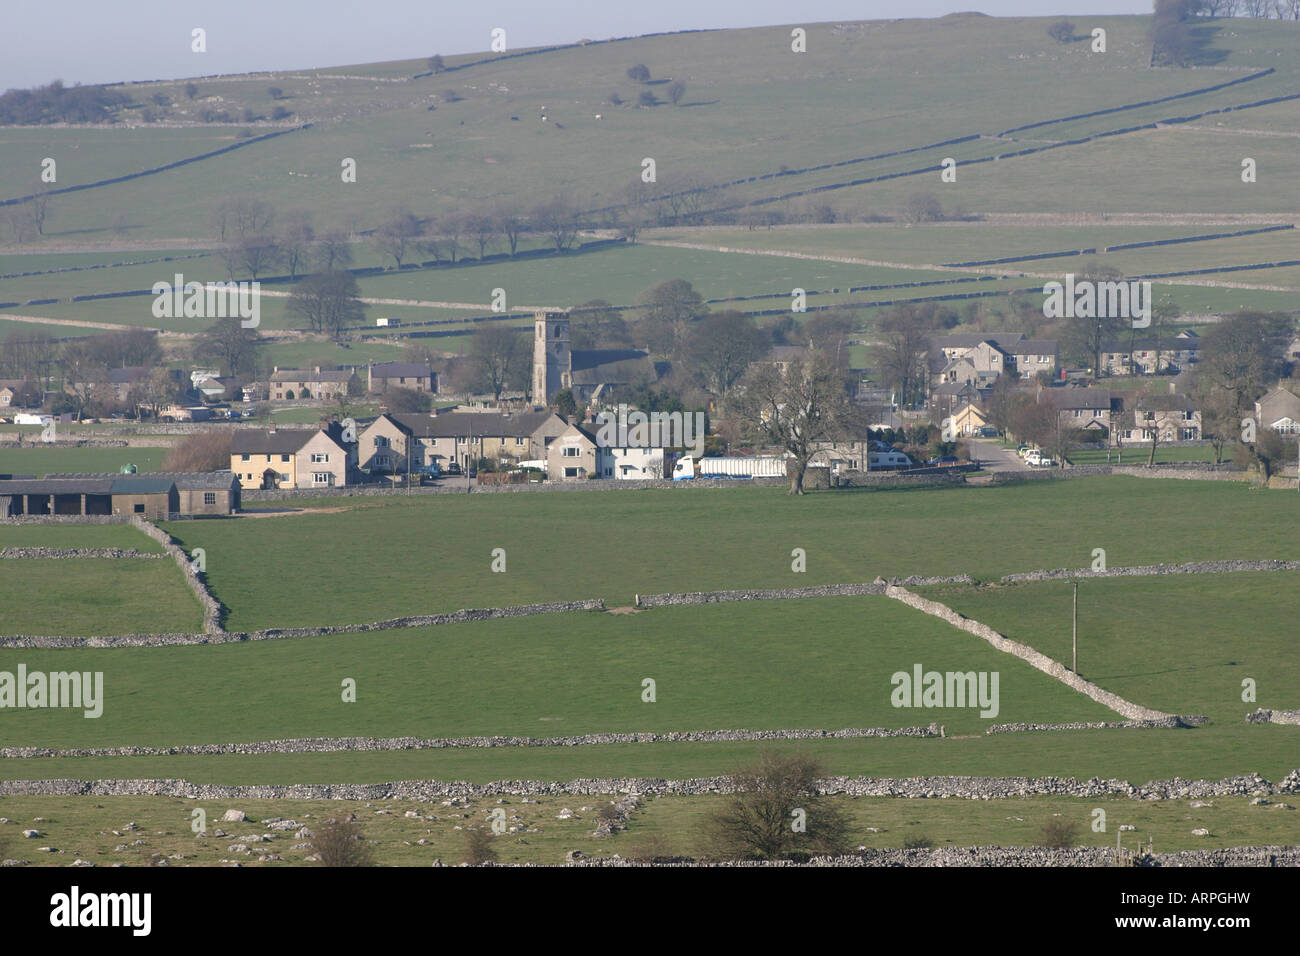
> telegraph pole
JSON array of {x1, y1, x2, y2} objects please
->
[{"x1": 1072, "y1": 579, "x2": 1079, "y2": 674}]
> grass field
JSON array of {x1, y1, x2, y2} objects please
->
[
  {"x1": 0, "y1": 445, "x2": 167, "y2": 475},
  {"x1": 1, "y1": 720, "x2": 1294, "y2": 786},
  {"x1": 0, "y1": 596, "x2": 1118, "y2": 749},
  {"x1": 0, "y1": 792, "x2": 1290, "y2": 866},
  {"x1": 162, "y1": 478, "x2": 1300, "y2": 630},
  {"x1": 0, "y1": 524, "x2": 163, "y2": 551},
  {"x1": 914, "y1": 573, "x2": 1300, "y2": 724},
  {"x1": 0, "y1": 559, "x2": 201, "y2": 636},
  {"x1": 1065, "y1": 445, "x2": 1220, "y2": 465}
]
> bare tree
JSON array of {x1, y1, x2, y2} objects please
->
[
  {"x1": 667, "y1": 81, "x2": 686, "y2": 105},
  {"x1": 162, "y1": 430, "x2": 232, "y2": 471},
  {"x1": 374, "y1": 209, "x2": 423, "y2": 268},
  {"x1": 286, "y1": 272, "x2": 366, "y2": 340},
  {"x1": 314, "y1": 231, "x2": 354, "y2": 273},
  {"x1": 195, "y1": 317, "x2": 262, "y2": 377},
  {"x1": 699, "y1": 751, "x2": 852, "y2": 861},
  {"x1": 280, "y1": 209, "x2": 315, "y2": 279},
  {"x1": 532, "y1": 197, "x2": 580, "y2": 253},
  {"x1": 468, "y1": 325, "x2": 526, "y2": 399},
  {"x1": 492, "y1": 203, "x2": 526, "y2": 256},
  {"x1": 736, "y1": 350, "x2": 854, "y2": 495}
]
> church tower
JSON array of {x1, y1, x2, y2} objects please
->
[{"x1": 532, "y1": 310, "x2": 571, "y2": 404}]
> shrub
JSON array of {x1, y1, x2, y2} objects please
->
[
  {"x1": 1047, "y1": 19, "x2": 1075, "y2": 43},
  {"x1": 310, "y1": 815, "x2": 375, "y2": 866},
  {"x1": 463, "y1": 827, "x2": 498, "y2": 865},
  {"x1": 903, "y1": 834, "x2": 933, "y2": 850},
  {"x1": 1039, "y1": 817, "x2": 1081, "y2": 848},
  {"x1": 626, "y1": 64, "x2": 650, "y2": 84}
]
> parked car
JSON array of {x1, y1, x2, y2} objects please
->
[
  {"x1": 418, "y1": 473, "x2": 439, "y2": 486},
  {"x1": 1025, "y1": 451, "x2": 1055, "y2": 467},
  {"x1": 977, "y1": 426, "x2": 999, "y2": 438},
  {"x1": 443, "y1": 462, "x2": 462, "y2": 475}
]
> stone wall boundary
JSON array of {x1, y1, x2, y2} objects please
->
[
  {"x1": 1001, "y1": 559, "x2": 1300, "y2": 583},
  {"x1": 0, "y1": 599, "x2": 607, "y2": 648},
  {"x1": 0, "y1": 768, "x2": 1294, "y2": 802},
  {"x1": 885, "y1": 585, "x2": 1172, "y2": 721},
  {"x1": 1245, "y1": 708, "x2": 1300, "y2": 726},
  {"x1": 0, "y1": 548, "x2": 162, "y2": 559},
  {"x1": 634, "y1": 575, "x2": 972, "y2": 607},
  {"x1": 0, "y1": 724, "x2": 943, "y2": 759},
  {"x1": 129, "y1": 516, "x2": 224, "y2": 635}
]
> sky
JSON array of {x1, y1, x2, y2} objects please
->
[{"x1": 1, "y1": 1, "x2": 1155, "y2": 90}]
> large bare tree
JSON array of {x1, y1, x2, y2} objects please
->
[{"x1": 736, "y1": 349, "x2": 855, "y2": 494}]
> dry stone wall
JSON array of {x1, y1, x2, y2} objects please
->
[
  {"x1": 0, "y1": 599, "x2": 607, "y2": 648},
  {"x1": 0, "y1": 548, "x2": 161, "y2": 559},
  {"x1": 2, "y1": 768, "x2": 1295, "y2": 802},
  {"x1": 129, "y1": 517, "x2": 224, "y2": 635},
  {"x1": 0, "y1": 724, "x2": 942, "y2": 759},
  {"x1": 1002, "y1": 559, "x2": 1300, "y2": 583},
  {"x1": 885, "y1": 585, "x2": 1172, "y2": 721},
  {"x1": 1245, "y1": 708, "x2": 1300, "y2": 726}
]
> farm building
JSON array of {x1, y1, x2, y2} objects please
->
[{"x1": 0, "y1": 471, "x2": 242, "y2": 518}]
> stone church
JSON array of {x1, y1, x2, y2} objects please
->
[{"x1": 531, "y1": 310, "x2": 657, "y2": 405}]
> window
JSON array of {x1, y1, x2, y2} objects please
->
[
  {"x1": 312, "y1": 472, "x2": 333, "y2": 486},
  {"x1": 562, "y1": 446, "x2": 580, "y2": 457},
  {"x1": 281, "y1": 454, "x2": 291, "y2": 462},
  {"x1": 133, "y1": 503, "x2": 145, "y2": 513},
  {"x1": 565, "y1": 467, "x2": 579, "y2": 477},
  {"x1": 204, "y1": 492, "x2": 216, "y2": 505},
  {"x1": 376, "y1": 455, "x2": 390, "y2": 468},
  {"x1": 458, "y1": 436, "x2": 467, "y2": 445},
  {"x1": 241, "y1": 453, "x2": 250, "y2": 462},
  {"x1": 516, "y1": 437, "x2": 525, "y2": 445},
  {"x1": 280, "y1": 473, "x2": 291, "y2": 482},
  {"x1": 311, "y1": 453, "x2": 329, "y2": 463},
  {"x1": 376, "y1": 435, "x2": 389, "y2": 448}
]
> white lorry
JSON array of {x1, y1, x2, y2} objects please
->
[
  {"x1": 672, "y1": 456, "x2": 787, "y2": 480},
  {"x1": 868, "y1": 451, "x2": 914, "y2": 471}
]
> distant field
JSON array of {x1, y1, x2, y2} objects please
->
[
  {"x1": 0, "y1": 559, "x2": 201, "y2": 636},
  {"x1": 915, "y1": 573, "x2": 1300, "y2": 724},
  {"x1": 0, "y1": 596, "x2": 1116, "y2": 749},
  {"x1": 161, "y1": 478, "x2": 1300, "y2": 630},
  {"x1": 0, "y1": 445, "x2": 167, "y2": 475}
]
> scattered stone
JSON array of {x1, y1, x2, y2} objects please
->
[
  {"x1": 1189, "y1": 800, "x2": 1214, "y2": 808},
  {"x1": 1192, "y1": 828, "x2": 1210, "y2": 836},
  {"x1": 220, "y1": 810, "x2": 247, "y2": 822},
  {"x1": 22, "y1": 830, "x2": 39, "y2": 838},
  {"x1": 565, "y1": 850, "x2": 583, "y2": 863}
]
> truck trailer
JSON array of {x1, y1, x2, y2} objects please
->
[{"x1": 672, "y1": 455, "x2": 787, "y2": 480}]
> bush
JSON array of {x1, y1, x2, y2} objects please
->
[
  {"x1": 1039, "y1": 817, "x2": 1081, "y2": 848},
  {"x1": 626, "y1": 64, "x2": 650, "y2": 84},
  {"x1": 1047, "y1": 19, "x2": 1075, "y2": 43},
  {"x1": 463, "y1": 827, "x2": 498, "y2": 865},
  {"x1": 310, "y1": 815, "x2": 375, "y2": 866},
  {"x1": 638, "y1": 90, "x2": 657, "y2": 107},
  {"x1": 161, "y1": 430, "x2": 232, "y2": 472},
  {"x1": 903, "y1": 834, "x2": 933, "y2": 849}
]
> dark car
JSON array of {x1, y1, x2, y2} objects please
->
[
  {"x1": 444, "y1": 462, "x2": 462, "y2": 475},
  {"x1": 418, "y1": 473, "x2": 439, "y2": 486},
  {"x1": 467, "y1": 468, "x2": 477, "y2": 479}
]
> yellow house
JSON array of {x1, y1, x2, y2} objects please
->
[
  {"x1": 950, "y1": 403, "x2": 990, "y2": 437},
  {"x1": 230, "y1": 426, "x2": 351, "y2": 490}
]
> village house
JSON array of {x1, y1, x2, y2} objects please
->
[
  {"x1": 367, "y1": 362, "x2": 436, "y2": 394},
  {"x1": 268, "y1": 366, "x2": 359, "y2": 402},
  {"x1": 1038, "y1": 388, "x2": 1124, "y2": 444},
  {"x1": 547, "y1": 422, "x2": 602, "y2": 480},
  {"x1": 1098, "y1": 334, "x2": 1199, "y2": 376},
  {"x1": 1119, "y1": 392, "x2": 1201, "y2": 443},
  {"x1": 358, "y1": 409, "x2": 567, "y2": 475},
  {"x1": 230, "y1": 423, "x2": 353, "y2": 490},
  {"x1": 1254, "y1": 384, "x2": 1300, "y2": 435}
]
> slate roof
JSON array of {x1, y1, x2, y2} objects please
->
[{"x1": 230, "y1": 429, "x2": 321, "y2": 455}]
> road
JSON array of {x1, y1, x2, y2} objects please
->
[{"x1": 967, "y1": 438, "x2": 1028, "y2": 473}]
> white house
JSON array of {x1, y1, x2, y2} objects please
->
[{"x1": 601, "y1": 446, "x2": 666, "y2": 479}]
